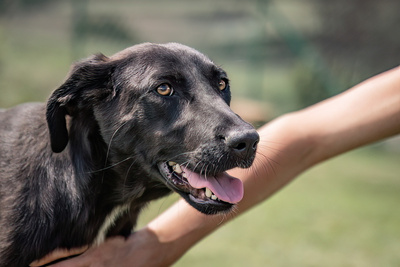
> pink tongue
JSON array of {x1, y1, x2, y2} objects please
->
[{"x1": 181, "y1": 166, "x2": 244, "y2": 204}]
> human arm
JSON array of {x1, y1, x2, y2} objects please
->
[{"x1": 46, "y1": 66, "x2": 400, "y2": 267}]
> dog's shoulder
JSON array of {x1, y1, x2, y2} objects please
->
[
  {"x1": 0, "y1": 102, "x2": 47, "y2": 147},
  {"x1": 0, "y1": 102, "x2": 46, "y2": 129},
  {"x1": 0, "y1": 102, "x2": 49, "y2": 175}
]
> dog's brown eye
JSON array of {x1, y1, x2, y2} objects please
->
[
  {"x1": 156, "y1": 84, "x2": 173, "y2": 96},
  {"x1": 218, "y1": 80, "x2": 227, "y2": 91}
]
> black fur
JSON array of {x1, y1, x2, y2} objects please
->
[{"x1": 0, "y1": 43, "x2": 259, "y2": 266}]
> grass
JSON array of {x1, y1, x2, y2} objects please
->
[{"x1": 138, "y1": 147, "x2": 400, "y2": 267}]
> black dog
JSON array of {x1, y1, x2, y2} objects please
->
[{"x1": 0, "y1": 43, "x2": 259, "y2": 266}]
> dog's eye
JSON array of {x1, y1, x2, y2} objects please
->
[
  {"x1": 218, "y1": 80, "x2": 227, "y2": 91},
  {"x1": 156, "y1": 83, "x2": 174, "y2": 96}
]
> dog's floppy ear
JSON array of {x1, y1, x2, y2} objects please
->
[{"x1": 46, "y1": 53, "x2": 115, "y2": 153}]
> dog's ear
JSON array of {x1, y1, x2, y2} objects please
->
[{"x1": 46, "y1": 53, "x2": 115, "y2": 153}]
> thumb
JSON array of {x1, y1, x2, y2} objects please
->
[{"x1": 30, "y1": 246, "x2": 88, "y2": 267}]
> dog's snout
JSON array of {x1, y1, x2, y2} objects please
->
[{"x1": 222, "y1": 129, "x2": 259, "y2": 158}]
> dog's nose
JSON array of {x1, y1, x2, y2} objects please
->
[{"x1": 224, "y1": 129, "x2": 259, "y2": 158}]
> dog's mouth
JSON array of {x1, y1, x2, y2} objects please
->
[{"x1": 157, "y1": 161, "x2": 244, "y2": 214}]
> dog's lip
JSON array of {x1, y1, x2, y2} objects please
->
[{"x1": 157, "y1": 161, "x2": 243, "y2": 204}]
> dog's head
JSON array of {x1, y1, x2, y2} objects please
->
[{"x1": 46, "y1": 43, "x2": 259, "y2": 214}]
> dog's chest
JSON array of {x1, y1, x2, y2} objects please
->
[{"x1": 93, "y1": 203, "x2": 130, "y2": 246}]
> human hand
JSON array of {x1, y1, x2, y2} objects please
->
[{"x1": 47, "y1": 227, "x2": 174, "y2": 267}]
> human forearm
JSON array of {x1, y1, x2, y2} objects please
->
[
  {"x1": 243, "y1": 66, "x2": 400, "y2": 211},
  {"x1": 296, "y1": 66, "x2": 400, "y2": 163}
]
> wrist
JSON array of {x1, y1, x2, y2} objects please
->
[{"x1": 146, "y1": 199, "x2": 223, "y2": 264}]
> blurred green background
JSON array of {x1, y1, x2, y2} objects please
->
[{"x1": 1, "y1": 0, "x2": 399, "y2": 266}]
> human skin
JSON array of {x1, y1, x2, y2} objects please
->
[{"x1": 32, "y1": 66, "x2": 400, "y2": 267}]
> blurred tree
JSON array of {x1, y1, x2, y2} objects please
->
[
  {"x1": 0, "y1": 0, "x2": 55, "y2": 14},
  {"x1": 0, "y1": 0, "x2": 136, "y2": 59},
  {"x1": 254, "y1": 0, "x2": 340, "y2": 109},
  {"x1": 262, "y1": 0, "x2": 400, "y2": 109},
  {"x1": 292, "y1": 62, "x2": 331, "y2": 108},
  {"x1": 71, "y1": 0, "x2": 136, "y2": 59},
  {"x1": 313, "y1": 0, "x2": 400, "y2": 85}
]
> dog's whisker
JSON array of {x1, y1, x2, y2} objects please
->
[
  {"x1": 166, "y1": 151, "x2": 194, "y2": 163},
  {"x1": 104, "y1": 121, "x2": 129, "y2": 168},
  {"x1": 88, "y1": 157, "x2": 133, "y2": 174},
  {"x1": 123, "y1": 158, "x2": 137, "y2": 183}
]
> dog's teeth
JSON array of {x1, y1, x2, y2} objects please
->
[
  {"x1": 173, "y1": 164, "x2": 182, "y2": 174},
  {"x1": 211, "y1": 194, "x2": 218, "y2": 200},
  {"x1": 168, "y1": 161, "x2": 177, "y2": 166},
  {"x1": 205, "y1": 188, "x2": 212, "y2": 198},
  {"x1": 182, "y1": 172, "x2": 187, "y2": 178}
]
